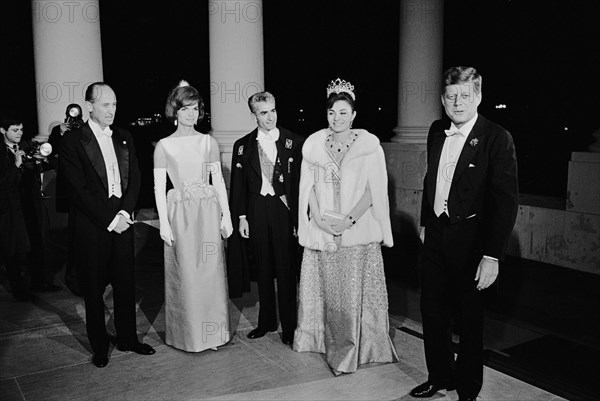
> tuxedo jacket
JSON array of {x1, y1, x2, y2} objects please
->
[
  {"x1": 420, "y1": 115, "x2": 519, "y2": 259},
  {"x1": 229, "y1": 126, "x2": 304, "y2": 229},
  {"x1": 59, "y1": 121, "x2": 140, "y2": 243}
]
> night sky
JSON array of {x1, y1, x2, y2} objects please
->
[{"x1": 2, "y1": 0, "x2": 599, "y2": 197}]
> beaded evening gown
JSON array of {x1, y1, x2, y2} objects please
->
[
  {"x1": 160, "y1": 134, "x2": 230, "y2": 352},
  {"x1": 293, "y1": 131, "x2": 398, "y2": 374}
]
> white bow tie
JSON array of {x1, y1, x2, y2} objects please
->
[{"x1": 444, "y1": 129, "x2": 461, "y2": 137}]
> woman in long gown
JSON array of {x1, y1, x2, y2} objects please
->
[
  {"x1": 293, "y1": 78, "x2": 398, "y2": 375},
  {"x1": 153, "y1": 81, "x2": 233, "y2": 352}
]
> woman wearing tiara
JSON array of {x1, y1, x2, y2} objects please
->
[
  {"x1": 153, "y1": 81, "x2": 233, "y2": 352},
  {"x1": 293, "y1": 78, "x2": 398, "y2": 375}
]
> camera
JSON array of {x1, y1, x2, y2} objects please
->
[
  {"x1": 66, "y1": 105, "x2": 83, "y2": 129},
  {"x1": 66, "y1": 116, "x2": 83, "y2": 129},
  {"x1": 24, "y1": 141, "x2": 52, "y2": 160}
]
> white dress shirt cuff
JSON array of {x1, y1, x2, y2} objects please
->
[{"x1": 107, "y1": 210, "x2": 131, "y2": 231}]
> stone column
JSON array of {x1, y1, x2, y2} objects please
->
[
  {"x1": 382, "y1": 0, "x2": 444, "y2": 234},
  {"x1": 392, "y1": 0, "x2": 444, "y2": 144},
  {"x1": 31, "y1": 0, "x2": 103, "y2": 141},
  {"x1": 208, "y1": 0, "x2": 265, "y2": 185}
]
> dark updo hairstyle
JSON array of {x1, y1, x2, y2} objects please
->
[
  {"x1": 165, "y1": 82, "x2": 205, "y2": 123},
  {"x1": 326, "y1": 91, "x2": 356, "y2": 112}
]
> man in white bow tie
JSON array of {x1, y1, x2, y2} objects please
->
[
  {"x1": 228, "y1": 91, "x2": 304, "y2": 346},
  {"x1": 411, "y1": 67, "x2": 518, "y2": 401},
  {"x1": 60, "y1": 82, "x2": 155, "y2": 368}
]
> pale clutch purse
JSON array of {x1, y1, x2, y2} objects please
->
[{"x1": 322, "y1": 210, "x2": 346, "y2": 222}]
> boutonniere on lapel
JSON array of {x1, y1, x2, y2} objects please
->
[
  {"x1": 287, "y1": 157, "x2": 293, "y2": 173},
  {"x1": 285, "y1": 139, "x2": 293, "y2": 149},
  {"x1": 238, "y1": 145, "x2": 244, "y2": 155},
  {"x1": 469, "y1": 138, "x2": 479, "y2": 147},
  {"x1": 236, "y1": 162, "x2": 242, "y2": 169},
  {"x1": 279, "y1": 173, "x2": 284, "y2": 183}
]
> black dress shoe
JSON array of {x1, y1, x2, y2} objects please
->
[
  {"x1": 458, "y1": 397, "x2": 476, "y2": 401},
  {"x1": 410, "y1": 381, "x2": 455, "y2": 398},
  {"x1": 117, "y1": 342, "x2": 156, "y2": 355},
  {"x1": 92, "y1": 354, "x2": 108, "y2": 368},
  {"x1": 246, "y1": 327, "x2": 276, "y2": 339}
]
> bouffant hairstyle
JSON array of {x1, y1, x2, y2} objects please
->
[{"x1": 165, "y1": 84, "x2": 205, "y2": 123}]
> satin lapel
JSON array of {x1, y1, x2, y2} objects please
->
[
  {"x1": 112, "y1": 129, "x2": 129, "y2": 192},
  {"x1": 427, "y1": 131, "x2": 446, "y2": 206},
  {"x1": 452, "y1": 120, "x2": 483, "y2": 186},
  {"x1": 80, "y1": 123, "x2": 108, "y2": 191},
  {"x1": 248, "y1": 130, "x2": 261, "y2": 177}
]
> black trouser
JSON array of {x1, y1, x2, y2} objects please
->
[
  {"x1": 248, "y1": 194, "x2": 297, "y2": 335},
  {"x1": 80, "y1": 197, "x2": 138, "y2": 355},
  {"x1": 421, "y1": 213, "x2": 484, "y2": 398}
]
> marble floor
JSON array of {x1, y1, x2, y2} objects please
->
[{"x1": 0, "y1": 215, "x2": 571, "y2": 401}]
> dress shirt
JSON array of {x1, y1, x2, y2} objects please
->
[
  {"x1": 256, "y1": 127, "x2": 279, "y2": 196},
  {"x1": 89, "y1": 119, "x2": 122, "y2": 199},
  {"x1": 88, "y1": 119, "x2": 129, "y2": 231},
  {"x1": 433, "y1": 114, "x2": 478, "y2": 217},
  {"x1": 5, "y1": 141, "x2": 18, "y2": 153}
]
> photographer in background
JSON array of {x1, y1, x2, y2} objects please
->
[
  {"x1": 0, "y1": 112, "x2": 60, "y2": 300},
  {"x1": 48, "y1": 104, "x2": 84, "y2": 296}
]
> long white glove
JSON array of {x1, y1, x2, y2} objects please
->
[
  {"x1": 153, "y1": 168, "x2": 174, "y2": 246},
  {"x1": 209, "y1": 162, "x2": 233, "y2": 239}
]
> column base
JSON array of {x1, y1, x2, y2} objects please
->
[{"x1": 391, "y1": 126, "x2": 429, "y2": 144}]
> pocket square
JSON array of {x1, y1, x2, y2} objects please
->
[{"x1": 468, "y1": 163, "x2": 476, "y2": 168}]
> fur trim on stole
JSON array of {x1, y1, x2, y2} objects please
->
[{"x1": 298, "y1": 129, "x2": 393, "y2": 251}]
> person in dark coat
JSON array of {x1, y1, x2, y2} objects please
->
[
  {"x1": 410, "y1": 66, "x2": 519, "y2": 401},
  {"x1": 60, "y1": 83, "x2": 155, "y2": 367},
  {"x1": 228, "y1": 91, "x2": 304, "y2": 345}
]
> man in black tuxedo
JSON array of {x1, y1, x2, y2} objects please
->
[
  {"x1": 60, "y1": 83, "x2": 155, "y2": 367},
  {"x1": 410, "y1": 67, "x2": 518, "y2": 401},
  {"x1": 229, "y1": 91, "x2": 303, "y2": 345}
]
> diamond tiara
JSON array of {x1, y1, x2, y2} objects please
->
[
  {"x1": 178, "y1": 79, "x2": 190, "y2": 88},
  {"x1": 326, "y1": 78, "x2": 355, "y2": 100}
]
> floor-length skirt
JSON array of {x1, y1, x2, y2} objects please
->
[
  {"x1": 293, "y1": 242, "x2": 398, "y2": 374},
  {"x1": 165, "y1": 184, "x2": 230, "y2": 352}
]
